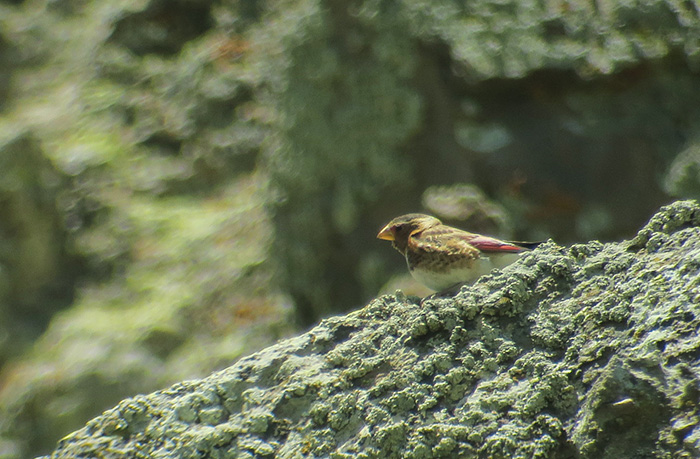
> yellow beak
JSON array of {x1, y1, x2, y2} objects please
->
[{"x1": 377, "y1": 225, "x2": 394, "y2": 241}]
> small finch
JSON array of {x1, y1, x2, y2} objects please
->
[{"x1": 377, "y1": 213, "x2": 541, "y2": 292}]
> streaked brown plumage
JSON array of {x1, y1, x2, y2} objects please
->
[{"x1": 377, "y1": 213, "x2": 540, "y2": 291}]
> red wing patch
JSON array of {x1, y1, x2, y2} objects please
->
[{"x1": 467, "y1": 235, "x2": 524, "y2": 253}]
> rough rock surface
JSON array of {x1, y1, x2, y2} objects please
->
[{"x1": 46, "y1": 200, "x2": 700, "y2": 458}]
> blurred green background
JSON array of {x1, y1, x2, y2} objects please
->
[{"x1": 0, "y1": 0, "x2": 698, "y2": 456}]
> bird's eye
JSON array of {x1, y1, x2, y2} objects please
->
[{"x1": 393, "y1": 224, "x2": 403, "y2": 232}]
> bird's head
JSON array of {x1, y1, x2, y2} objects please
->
[{"x1": 377, "y1": 213, "x2": 441, "y2": 254}]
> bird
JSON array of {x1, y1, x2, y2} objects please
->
[{"x1": 377, "y1": 213, "x2": 541, "y2": 292}]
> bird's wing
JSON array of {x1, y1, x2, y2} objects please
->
[
  {"x1": 415, "y1": 226, "x2": 526, "y2": 254},
  {"x1": 409, "y1": 226, "x2": 482, "y2": 258},
  {"x1": 464, "y1": 235, "x2": 526, "y2": 253}
]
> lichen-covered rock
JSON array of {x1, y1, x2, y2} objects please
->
[{"x1": 45, "y1": 200, "x2": 700, "y2": 458}]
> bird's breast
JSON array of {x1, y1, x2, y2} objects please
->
[{"x1": 408, "y1": 252, "x2": 521, "y2": 291}]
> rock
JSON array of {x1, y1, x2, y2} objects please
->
[{"x1": 45, "y1": 200, "x2": 700, "y2": 458}]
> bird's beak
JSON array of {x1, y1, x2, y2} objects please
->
[{"x1": 377, "y1": 225, "x2": 394, "y2": 241}]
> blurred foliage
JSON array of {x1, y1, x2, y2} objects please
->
[
  {"x1": 263, "y1": 0, "x2": 422, "y2": 322},
  {"x1": 664, "y1": 135, "x2": 700, "y2": 199},
  {"x1": 0, "y1": 0, "x2": 293, "y2": 457},
  {"x1": 0, "y1": 129, "x2": 77, "y2": 368}
]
